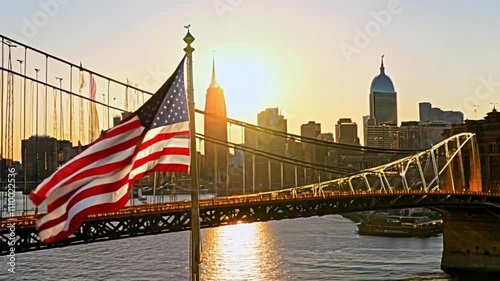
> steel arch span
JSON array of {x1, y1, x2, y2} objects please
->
[{"x1": 228, "y1": 132, "x2": 482, "y2": 201}]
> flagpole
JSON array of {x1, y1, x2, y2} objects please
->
[{"x1": 184, "y1": 26, "x2": 201, "y2": 281}]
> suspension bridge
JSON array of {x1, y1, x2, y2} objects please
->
[{"x1": 0, "y1": 34, "x2": 499, "y2": 278}]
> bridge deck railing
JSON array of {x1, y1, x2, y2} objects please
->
[{"x1": 2, "y1": 190, "x2": 498, "y2": 232}]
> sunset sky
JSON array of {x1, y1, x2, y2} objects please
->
[{"x1": 2, "y1": 0, "x2": 500, "y2": 146}]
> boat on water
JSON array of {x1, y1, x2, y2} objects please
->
[
  {"x1": 137, "y1": 188, "x2": 147, "y2": 203},
  {"x1": 357, "y1": 213, "x2": 442, "y2": 237}
]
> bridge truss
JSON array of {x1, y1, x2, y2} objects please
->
[
  {"x1": 225, "y1": 132, "x2": 482, "y2": 200},
  {"x1": 1, "y1": 190, "x2": 498, "y2": 255}
]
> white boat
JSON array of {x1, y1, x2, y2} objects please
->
[{"x1": 138, "y1": 188, "x2": 147, "y2": 203}]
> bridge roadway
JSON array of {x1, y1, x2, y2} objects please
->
[{"x1": 1, "y1": 190, "x2": 499, "y2": 256}]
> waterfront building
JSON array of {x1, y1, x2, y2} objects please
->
[
  {"x1": 419, "y1": 102, "x2": 463, "y2": 124},
  {"x1": 301, "y1": 121, "x2": 321, "y2": 140},
  {"x1": 398, "y1": 121, "x2": 451, "y2": 150},
  {"x1": 335, "y1": 118, "x2": 360, "y2": 145},
  {"x1": 301, "y1": 121, "x2": 322, "y2": 184},
  {"x1": 243, "y1": 108, "x2": 287, "y2": 191},
  {"x1": 365, "y1": 122, "x2": 400, "y2": 149},
  {"x1": 444, "y1": 108, "x2": 500, "y2": 192},
  {"x1": 21, "y1": 135, "x2": 80, "y2": 182},
  {"x1": 301, "y1": 121, "x2": 321, "y2": 164}
]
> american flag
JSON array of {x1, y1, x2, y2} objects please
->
[{"x1": 29, "y1": 57, "x2": 190, "y2": 243}]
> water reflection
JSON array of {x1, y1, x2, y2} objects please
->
[{"x1": 201, "y1": 222, "x2": 286, "y2": 281}]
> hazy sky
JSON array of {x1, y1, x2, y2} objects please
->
[{"x1": 2, "y1": 0, "x2": 500, "y2": 143}]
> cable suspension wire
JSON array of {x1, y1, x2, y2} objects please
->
[
  {"x1": 0, "y1": 67, "x2": 122, "y2": 112},
  {"x1": 0, "y1": 34, "x2": 145, "y2": 93},
  {"x1": 197, "y1": 133, "x2": 355, "y2": 175},
  {"x1": 0, "y1": 35, "x2": 422, "y2": 182},
  {"x1": 198, "y1": 109, "x2": 421, "y2": 154},
  {"x1": 1, "y1": 67, "x2": 400, "y2": 177},
  {"x1": 1, "y1": 33, "x2": 424, "y2": 157},
  {"x1": 0, "y1": 36, "x2": 420, "y2": 156}
]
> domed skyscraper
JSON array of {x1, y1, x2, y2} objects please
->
[{"x1": 369, "y1": 55, "x2": 397, "y2": 125}]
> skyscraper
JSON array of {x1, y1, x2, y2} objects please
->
[
  {"x1": 365, "y1": 124, "x2": 400, "y2": 149},
  {"x1": 203, "y1": 57, "x2": 228, "y2": 182},
  {"x1": 255, "y1": 108, "x2": 287, "y2": 190},
  {"x1": 335, "y1": 118, "x2": 360, "y2": 145},
  {"x1": 257, "y1": 108, "x2": 287, "y2": 156},
  {"x1": 21, "y1": 135, "x2": 79, "y2": 182},
  {"x1": 369, "y1": 55, "x2": 397, "y2": 125},
  {"x1": 365, "y1": 56, "x2": 399, "y2": 148},
  {"x1": 22, "y1": 135, "x2": 57, "y2": 182},
  {"x1": 301, "y1": 121, "x2": 321, "y2": 140},
  {"x1": 300, "y1": 121, "x2": 322, "y2": 167},
  {"x1": 419, "y1": 102, "x2": 463, "y2": 124}
]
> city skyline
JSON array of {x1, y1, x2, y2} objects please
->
[
  {"x1": 2, "y1": 3, "x2": 500, "y2": 280},
  {"x1": 0, "y1": 43, "x2": 475, "y2": 163},
  {"x1": 0, "y1": 41, "x2": 484, "y2": 161},
  {"x1": 2, "y1": 1, "x2": 500, "y2": 142}
]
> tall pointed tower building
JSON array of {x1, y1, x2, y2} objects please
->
[{"x1": 203, "y1": 57, "x2": 228, "y2": 182}]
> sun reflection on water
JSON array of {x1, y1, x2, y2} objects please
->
[{"x1": 201, "y1": 222, "x2": 284, "y2": 281}]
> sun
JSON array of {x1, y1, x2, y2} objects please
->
[
  {"x1": 193, "y1": 42, "x2": 287, "y2": 144},
  {"x1": 222, "y1": 55, "x2": 278, "y2": 119}
]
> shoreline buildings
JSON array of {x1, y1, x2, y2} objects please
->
[
  {"x1": 21, "y1": 135, "x2": 78, "y2": 182},
  {"x1": 443, "y1": 108, "x2": 500, "y2": 193},
  {"x1": 363, "y1": 56, "x2": 463, "y2": 150},
  {"x1": 244, "y1": 108, "x2": 288, "y2": 191},
  {"x1": 419, "y1": 102, "x2": 463, "y2": 125}
]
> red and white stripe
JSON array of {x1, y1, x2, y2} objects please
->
[{"x1": 29, "y1": 115, "x2": 190, "y2": 243}]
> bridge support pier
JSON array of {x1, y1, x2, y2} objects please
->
[{"x1": 434, "y1": 205, "x2": 500, "y2": 280}]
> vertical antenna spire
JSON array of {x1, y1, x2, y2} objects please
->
[
  {"x1": 380, "y1": 54, "x2": 385, "y2": 74},
  {"x1": 210, "y1": 51, "x2": 218, "y2": 87}
]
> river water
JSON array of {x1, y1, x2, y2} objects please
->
[{"x1": 5, "y1": 212, "x2": 450, "y2": 281}]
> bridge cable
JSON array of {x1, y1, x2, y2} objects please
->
[
  {"x1": 197, "y1": 133, "x2": 356, "y2": 175},
  {"x1": 197, "y1": 109, "x2": 422, "y2": 155}
]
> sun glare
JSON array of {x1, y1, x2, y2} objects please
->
[{"x1": 214, "y1": 48, "x2": 281, "y2": 123}]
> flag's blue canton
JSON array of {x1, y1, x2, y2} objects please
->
[{"x1": 137, "y1": 61, "x2": 188, "y2": 129}]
